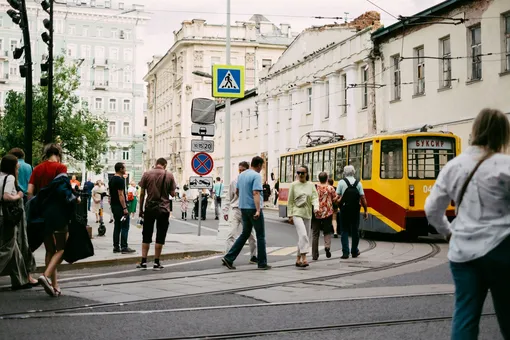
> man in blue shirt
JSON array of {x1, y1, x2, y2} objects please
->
[
  {"x1": 8, "y1": 148, "x2": 32, "y2": 196},
  {"x1": 213, "y1": 177, "x2": 223, "y2": 220},
  {"x1": 222, "y1": 156, "x2": 271, "y2": 270}
]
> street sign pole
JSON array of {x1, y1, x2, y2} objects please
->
[{"x1": 197, "y1": 189, "x2": 202, "y2": 236}]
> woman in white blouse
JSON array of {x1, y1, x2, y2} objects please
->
[{"x1": 425, "y1": 108, "x2": 510, "y2": 340}]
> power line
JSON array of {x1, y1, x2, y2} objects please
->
[{"x1": 364, "y1": 0, "x2": 398, "y2": 20}]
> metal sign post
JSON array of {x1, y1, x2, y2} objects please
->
[{"x1": 197, "y1": 190, "x2": 202, "y2": 236}]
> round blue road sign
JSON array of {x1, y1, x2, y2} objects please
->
[{"x1": 191, "y1": 152, "x2": 214, "y2": 176}]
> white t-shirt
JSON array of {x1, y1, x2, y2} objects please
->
[{"x1": 0, "y1": 173, "x2": 17, "y2": 217}]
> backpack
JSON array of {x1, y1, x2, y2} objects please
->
[{"x1": 339, "y1": 178, "x2": 360, "y2": 214}]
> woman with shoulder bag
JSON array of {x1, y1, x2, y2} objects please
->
[
  {"x1": 425, "y1": 108, "x2": 510, "y2": 340},
  {"x1": 0, "y1": 154, "x2": 38, "y2": 290},
  {"x1": 287, "y1": 165, "x2": 318, "y2": 268}
]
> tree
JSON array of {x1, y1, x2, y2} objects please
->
[{"x1": 0, "y1": 55, "x2": 108, "y2": 172}]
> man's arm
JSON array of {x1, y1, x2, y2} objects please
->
[
  {"x1": 118, "y1": 189, "x2": 128, "y2": 215},
  {"x1": 253, "y1": 190, "x2": 261, "y2": 215},
  {"x1": 139, "y1": 188, "x2": 146, "y2": 217},
  {"x1": 27, "y1": 183, "x2": 35, "y2": 200}
]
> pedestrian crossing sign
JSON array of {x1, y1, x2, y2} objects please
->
[{"x1": 212, "y1": 64, "x2": 245, "y2": 98}]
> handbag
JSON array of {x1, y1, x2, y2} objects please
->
[
  {"x1": 456, "y1": 152, "x2": 493, "y2": 213},
  {"x1": 1, "y1": 175, "x2": 23, "y2": 227},
  {"x1": 145, "y1": 171, "x2": 167, "y2": 217}
]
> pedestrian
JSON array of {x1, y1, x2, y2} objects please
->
[
  {"x1": 109, "y1": 163, "x2": 136, "y2": 254},
  {"x1": 83, "y1": 178, "x2": 94, "y2": 211},
  {"x1": 224, "y1": 161, "x2": 257, "y2": 264},
  {"x1": 222, "y1": 156, "x2": 271, "y2": 270},
  {"x1": 311, "y1": 172, "x2": 336, "y2": 260},
  {"x1": 425, "y1": 108, "x2": 510, "y2": 340},
  {"x1": 263, "y1": 181, "x2": 270, "y2": 203},
  {"x1": 336, "y1": 165, "x2": 368, "y2": 260},
  {"x1": 91, "y1": 180, "x2": 106, "y2": 223},
  {"x1": 137, "y1": 158, "x2": 176, "y2": 270},
  {"x1": 273, "y1": 179, "x2": 279, "y2": 208},
  {"x1": 288, "y1": 165, "x2": 319, "y2": 268},
  {"x1": 8, "y1": 148, "x2": 32, "y2": 203},
  {"x1": 70, "y1": 175, "x2": 80, "y2": 189},
  {"x1": 0, "y1": 154, "x2": 38, "y2": 290},
  {"x1": 181, "y1": 193, "x2": 188, "y2": 220},
  {"x1": 328, "y1": 178, "x2": 339, "y2": 238},
  {"x1": 213, "y1": 177, "x2": 223, "y2": 220},
  {"x1": 127, "y1": 181, "x2": 138, "y2": 219},
  {"x1": 27, "y1": 143, "x2": 71, "y2": 297},
  {"x1": 200, "y1": 189, "x2": 209, "y2": 220}
]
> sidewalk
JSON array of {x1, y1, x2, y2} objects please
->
[{"x1": 32, "y1": 210, "x2": 224, "y2": 271}]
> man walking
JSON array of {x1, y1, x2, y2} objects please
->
[
  {"x1": 109, "y1": 162, "x2": 136, "y2": 254},
  {"x1": 83, "y1": 178, "x2": 94, "y2": 211},
  {"x1": 336, "y1": 165, "x2": 368, "y2": 259},
  {"x1": 137, "y1": 158, "x2": 176, "y2": 270},
  {"x1": 223, "y1": 161, "x2": 257, "y2": 264},
  {"x1": 213, "y1": 177, "x2": 223, "y2": 220},
  {"x1": 8, "y1": 148, "x2": 32, "y2": 202},
  {"x1": 222, "y1": 156, "x2": 270, "y2": 270}
]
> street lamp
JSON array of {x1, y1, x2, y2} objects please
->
[{"x1": 192, "y1": 70, "x2": 213, "y2": 79}]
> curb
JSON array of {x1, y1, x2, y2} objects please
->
[{"x1": 35, "y1": 250, "x2": 222, "y2": 272}]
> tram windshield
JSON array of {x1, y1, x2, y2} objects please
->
[{"x1": 407, "y1": 136, "x2": 456, "y2": 179}]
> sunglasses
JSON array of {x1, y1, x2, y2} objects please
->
[{"x1": 296, "y1": 171, "x2": 306, "y2": 175}]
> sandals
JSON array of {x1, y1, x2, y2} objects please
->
[{"x1": 38, "y1": 275, "x2": 62, "y2": 297}]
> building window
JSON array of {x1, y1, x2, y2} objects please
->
[
  {"x1": 54, "y1": 20, "x2": 64, "y2": 34},
  {"x1": 144, "y1": 116, "x2": 147, "y2": 127},
  {"x1": 67, "y1": 44, "x2": 77, "y2": 58},
  {"x1": 123, "y1": 68, "x2": 132, "y2": 84},
  {"x1": 288, "y1": 94, "x2": 292, "y2": 121},
  {"x1": 109, "y1": 99, "x2": 117, "y2": 111},
  {"x1": 110, "y1": 65, "x2": 118, "y2": 84},
  {"x1": 110, "y1": 48, "x2": 118, "y2": 60},
  {"x1": 97, "y1": 27, "x2": 102, "y2": 38},
  {"x1": 124, "y1": 30, "x2": 132, "y2": 40},
  {"x1": 307, "y1": 87, "x2": 312, "y2": 114},
  {"x1": 123, "y1": 49, "x2": 133, "y2": 62},
  {"x1": 111, "y1": 29, "x2": 118, "y2": 39},
  {"x1": 439, "y1": 36, "x2": 452, "y2": 88},
  {"x1": 505, "y1": 14, "x2": 510, "y2": 71},
  {"x1": 95, "y1": 98, "x2": 103, "y2": 110},
  {"x1": 324, "y1": 81, "x2": 330, "y2": 119},
  {"x1": 82, "y1": 26, "x2": 88, "y2": 37},
  {"x1": 9, "y1": 40, "x2": 17, "y2": 52},
  {"x1": 414, "y1": 46, "x2": 425, "y2": 95},
  {"x1": 123, "y1": 122, "x2": 130, "y2": 135},
  {"x1": 122, "y1": 149, "x2": 130, "y2": 161},
  {"x1": 470, "y1": 26, "x2": 482, "y2": 80},
  {"x1": 0, "y1": 39, "x2": 3, "y2": 52},
  {"x1": 81, "y1": 45, "x2": 91, "y2": 58},
  {"x1": 9, "y1": 64, "x2": 17, "y2": 77},
  {"x1": 108, "y1": 121, "x2": 116, "y2": 136},
  {"x1": 342, "y1": 74, "x2": 348, "y2": 114},
  {"x1": 262, "y1": 59, "x2": 272, "y2": 68},
  {"x1": 246, "y1": 108, "x2": 251, "y2": 129},
  {"x1": 361, "y1": 65, "x2": 368, "y2": 109},
  {"x1": 68, "y1": 25, "x2": 76, "y2": 35},
  {"x1": 391, "y1": 55, "x2": 401, "y2": 100},
  {"x1": 105, "y1": 0, "x2": 111, "y2": 8},
  {"x1": 123, "y1": 99, "x2": 131, "y2": 112},
  {"x1": 119, "y1": 2, "x2": 124, "y2": 10}
]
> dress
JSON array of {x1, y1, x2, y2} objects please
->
[
  {"x1": 127, "y1": 186, "x2": 137, "y2": 214},
  {"x1": 91, "y1": 185, "x2": 106, "y2": 214}
]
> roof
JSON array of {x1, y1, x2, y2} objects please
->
[
  {"x1": 372, "y1": 0, "x2": 468, "y2": 41},
  {"x1": 215, "y1": 88, "x2": 258, "y2": 111},
  {"x1": 250, "y1": 14, "x2": 270, "y2": 23}
]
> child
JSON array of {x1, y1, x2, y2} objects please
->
[{"x1": 181, "y1": 193, "x2": 189, "y2": 221}]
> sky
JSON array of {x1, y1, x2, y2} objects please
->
[{"x1": 134, "y1": 0, "x2": 444, "y2": 80}]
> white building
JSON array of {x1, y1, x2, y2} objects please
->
[
  {"x1": 0, "y1": 0, "x2": 148, "y2": 182},
  {"x1": 144, "y1": 15, "x2": 296, "y2": 186},
  {"x1": 372, "y1": 0, "x2": 510, "y2": 150},
  {"x1": 214, "y1": 13, "x2": 382, "y2": 183}
]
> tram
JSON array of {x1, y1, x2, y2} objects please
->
[{"x1": 277, "y1": 132, "x2": 461, "y2": 237}]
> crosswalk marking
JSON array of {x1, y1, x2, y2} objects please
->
[
  {"x1": 242, "y1": 247, "x2": 280, "y2": 256},
  {"x1": 242, "y1": 246, "x2": 326, "y2": 256}
]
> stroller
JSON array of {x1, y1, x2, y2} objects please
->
[{"x1": 192, "y1": 197, "x2": 199, "y2": 220}]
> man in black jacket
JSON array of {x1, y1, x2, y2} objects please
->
[{"x1": 109, "y1": 162, "x2": 135, "y2": 254}]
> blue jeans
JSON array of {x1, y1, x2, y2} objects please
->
[
  {"x1": 112, "y1": 205, "x2": 130, "y2": 249},
  {"x1": 224, "y1": 209, "x2": 267, "y2": 267},
  {"x1": 340, "y1": 211, "x2": 359, "y2": 256},
  {"x1": 450, "y1": 236, "x2": 510, "y2": 340}
]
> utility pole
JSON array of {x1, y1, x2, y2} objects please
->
[
  {"x1": 41, "y1": 0, "x2": 54, "y2": 144},
  {"x1": 7, "y1": 0, "x2": 33, "y2": 164}
]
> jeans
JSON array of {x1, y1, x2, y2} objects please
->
[
  {"x1": 226, "y1": 208, "x2": 257, "y2": 258},
  {"x1": 214, "y1": 197, "x2": 221, "y2": 218},
  {"x1": 112, "y1": 205, "x2": 130, "y2": 249},
  {"x1": 224, "y1": 209, "x2": 267, "y2": 267},
  {"x1": 87, "y1": 196, "x2": 92, "y2": 211},
  {"x1": 340, "y1": 211, "x2": 359, "y2": 256},
  {"x1": 450, "y1": 236, "x2": 510, "y2": 340}
]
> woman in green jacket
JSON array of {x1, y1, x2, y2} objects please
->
[{"x1": 288, "y1": 165, "x2": 318, "y2": 268}]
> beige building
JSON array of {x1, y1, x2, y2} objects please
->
[{"x1": 143, "y1": 15, "x2": 296, "y2": 185}]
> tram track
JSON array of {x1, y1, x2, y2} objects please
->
[{"x1": 0, "y1": 241, "x2": 442, "y2": 319}]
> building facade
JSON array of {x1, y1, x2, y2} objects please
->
[
  {"x1": 373, "y1": 0, "x2": 510, "y2": 150},
  {"x1": 144, "y1": 15, "x2": 296, "y2": 186},
  {"x1": 213, "y1": 13, "x2": 381, "y2": 183},
  {"x1": 0, "y1": 0, "x2": 148, "y2": 182}
]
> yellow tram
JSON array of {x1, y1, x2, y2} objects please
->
[{"x1": 277, "y1": 132, "x2": 461, "y2": 237}]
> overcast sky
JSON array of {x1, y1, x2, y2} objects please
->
[{"x1": 135, "y1": 0, "x2": 443, "y2": 79}]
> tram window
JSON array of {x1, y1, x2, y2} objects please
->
[
  {"x1": 348, "y1": 144, "x2": 363, "y2": 179},
  {"x1": 312, "y1": 151, "x2": 323, "y2": 181},
  {"x1": 323, "y1": 149, "x2": 334, "y2": 179},
  {"x1": 286, "y1": 156, "x2": 293, "y2": 183},
  {"x1": 407, "y1": 137, "x2": 455, "y2": 179},
  {"x1": 334, "y1": 147, "x2": 347, "y2": 180},
  {"x1": 380, "y1": 139, "x2": 403, "y2": 179},
  {"x1": 303, "y1": 153, "x2": 312, "y2": 173},
  {"x1": 362, "y1": 142, "x2": 373, "y2": 180},
  {"x1": 280, "y1": 157, "x2": 286, "y2": 182}
]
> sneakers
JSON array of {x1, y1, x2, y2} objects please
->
[
  {"x1": 333, "y1": 234, "x2": 339, "y2": 238},
  {"x1": 352, "y1": 251, "x2": 360, "y2": 258},
  {"x1": 121, "y1": 247, "x2": 136, "y2": 254},
  {"x1": 136, "y1": 262, "x2": 147, "y2": 270},
  {"x1": 341, "y1": 254, "x2": 349, "y2": 259},
  {"x1": 222, "y1": 258, "x2": 236, "y2": 270},
  {"x1": 257, "y1": 265, "x2": 272, "y2": 270},
  {"x1": 113, "y1": 247, "x2": 121, "y2": 253},
  {"x1": 325, "y1": 248, "x2": 332, "y2": 258},
  {"x1": 153, "y1": 263, "x2": 164, "y2": 271},
  {"x1": 249, "y1": 256, "x2": 258, "y2": 264}
]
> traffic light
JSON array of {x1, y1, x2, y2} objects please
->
[{"x1": 40, "y1": 0, "x2": 54, "y2": 144}]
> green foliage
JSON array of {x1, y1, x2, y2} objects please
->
[{"x1": 0, "y1": 55, "x2": 108, "y2": 172}]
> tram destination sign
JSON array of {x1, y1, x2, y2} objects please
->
[
  {"x1": 408, "y1": 137, "x2": 453, "y2": 150},
  {"x1": 191, "y1": 139, "x2": 214, "y2": 153}
]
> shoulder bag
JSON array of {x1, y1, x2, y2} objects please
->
[
  {"x1": 456, "y1": 152, "x2": 493, "y2": 213},
  {"x1": 1, "y1": 175, "x2": 23, "y2": 227},
  {"x1": 145, "y1": 171, "x2": 167, "y2": 217}
]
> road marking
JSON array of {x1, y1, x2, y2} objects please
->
[
  {"x1": 242, "y1": 247, "x2": 281, "y2": 256},
  {"x1": 268, "y1": 247, "x2": 297, "y2": 256}
]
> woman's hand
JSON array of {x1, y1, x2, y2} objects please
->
[
  {"x1": 17, "y1": 191, "x2": 23, "y2": 199},
  {"x1": 288, "y1": 216, "x2": 294, "y2": 225}
]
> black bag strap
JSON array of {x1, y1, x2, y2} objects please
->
[
  {"x1": 456, "y1": 152, "x2": 493, "y2": 212},
  {"x1": 343, "y1": 178, "x2": 358, "y2": 189}
]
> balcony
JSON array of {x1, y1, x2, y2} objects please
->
[
  {"x1": 92, "y1": 80, "x2": 109, "y2": 90},
  {"x1": 0, "y1": 73, "x2": 9, "y2": 83},
  {"x1": 92, "y1": 58, "x2": 109, "y2": 68},
  {"x1": 0, "y1": 51, "x2": 9, "y2": 60}
]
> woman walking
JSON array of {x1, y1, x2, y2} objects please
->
[
  {"x1": 425, "y1": 108, "x2": 510, "y2": 340},
  {"x1": 311, "y1": 172, "x2": 336, "y2": 260},
  {"x1": 91, "y1": 181, "x2": 105, "y2": 223},
  {"x1": 0, "y1": 154, "x2": 38, "y2": 290},
  {"x1": 287, "y1": 166, "x2": 318, "y2": 268},
  {"x1": 127, "y1": 181, "x2": 138, "y2": 219},
  {"x1": 181, "y1": 193, "x2": 189, "y2": 220}
]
